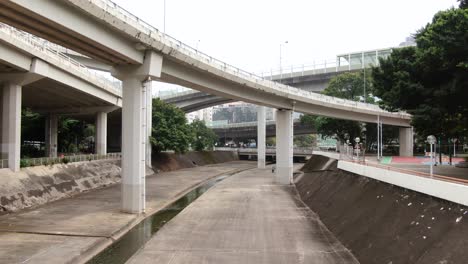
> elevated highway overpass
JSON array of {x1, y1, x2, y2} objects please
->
[
  {"x1": 211, "y1": 120, "x2": 316, "y2": 141},
  {"x1": 0, "y1": 0, "x2": 412, "y2": 213},
  {"x1": 0, "y1": 23, "x2": 122, "y2": 165}
]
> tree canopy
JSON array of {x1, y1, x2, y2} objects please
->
[
  {"x1": 150, "y1": 98, "x2": 193, "y2": 153},
  {"x1": 301, "y1": 71, "x2": 371, "y2": 143},
  {"x1": 190, "y1": 119, "x2": 217, "y2": 151},
  {"x1": 372, "y1": 7, "x2": 468, "y2": 139}
]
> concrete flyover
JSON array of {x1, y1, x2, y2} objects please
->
[
  {"x1": 0, "y1": 0, "x2": 412, "y2": 213},
  {"x1": 160, "y1": 90, "x2": 233, "y2": 113},
  {"x1": 215, "y1": 147, "x2": 315, "y2": 158},
  {"x1": 0, "y1": 23, "x2": 122, "y2": 171},
  {"x1": 211, "y1": 119, "x2": 316, "y2": 141}
]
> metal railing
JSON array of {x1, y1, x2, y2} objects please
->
[
  {"x1": 214, "y1": 147, "x2": 314, "y2": 155},
  {"x1": 20, "y1": 152, "x2": 121, "y2": 168},
  {"x1": 339, "y1": 144, "x2": 366, "y2": 163},
  {"x1": 258, "y1": 59, "x2": 349, "y2": 79},
  {"x1": 0, "y1": 159, "x2": 8, "y2": 169},
  {"x1": 85, "y1": 0, "x2": 409, "y2": 119},
  {"x1": 0, "y1": 23, "x2": 122, "y2": 95}
]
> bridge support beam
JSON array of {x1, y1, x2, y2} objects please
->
[
  {"x1": 257, "y1": 106, "x2": 266, "y2": 168},
  {"x1": 1, "y1": 83, "x2": 22, "y2": 172},
  {"x1": 95, "y1": 112, "x2": 107, "y2": 155},
  {"x1": 113, "y1": 51, "x2": 162, "y2": 214},
  {"x1": 275, "y1": 109, "x2": 293, "y2": 184},
  {"x1": 399, "y1": 127, "x2": 414, "y2": 157},
  {"x1": 45, "y1": 114, "x2": 58, "y2": 158}
]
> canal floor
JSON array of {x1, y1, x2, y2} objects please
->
[
  {"x1": 0, "y1": 161, "x2": 254, "y2": 264},
  {"x1": 127, "y1": 166, "x2": 359, "y2": 264}
]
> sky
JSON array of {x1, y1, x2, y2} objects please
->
[{"x1": 111, "y1": 0, "x2": 458, "y2": 91}]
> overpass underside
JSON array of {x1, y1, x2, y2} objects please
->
[{"x1": 0, "y1": 0, "x2": 413, "y2": 215}]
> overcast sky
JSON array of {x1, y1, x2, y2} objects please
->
[{"x1": 111, "y1": 0, "x2": 458, "y2": 91}]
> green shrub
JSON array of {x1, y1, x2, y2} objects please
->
[
  {"x1": 62, "y1": 157, "x2": 70, "y2": 164},
  {"x1": 20, "y1": 159, "x2": 30, "y2": 168}
]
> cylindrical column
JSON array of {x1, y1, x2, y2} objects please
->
[
  {"x1": 45, "y1": 114, "x2": 58, "y2": 157},
  {"x1": 121, "y1": 77, "x2": 146, "y2": 214},
  {"x1": 145, "y1": 81, "x2": 153, "y2": 168},
  {"x1": 399, "y1": 127, "x2": 413, "y2": 157},
  {"x1": 257, "y1": 106, "x2": 266, "y2": 168},
  {"x1": 2, "y1": 83, "x2": 22, "y2": 172},
  {"x1": 96, "y1": 112, "x2": 107, "y2": 155},
  {"x1": 275, "y1": 109, "x2": 293, "y2": 184}
]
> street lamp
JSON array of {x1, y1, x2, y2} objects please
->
[
  {"x1": 280, "y1": 41, "x2": 288, "y2": 78},
  {"x1": 427, "y1": 135, "x2": 436, "y2": 176},
  {"x1": 451, "y1": 138, "x2": 457, "y2": 157},
  {"x1": 163, "y1": 0, "x2": 167, "y2": 33},
  {"x1": 355, "y1": 137, "x2": 361, "y2": 161}
]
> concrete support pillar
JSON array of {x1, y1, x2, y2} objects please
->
[
  {"x1": 257, "y1": 106, "x2": 266, "y2": 168},
  {"x1": 1, "y1": 83, "x2": 22, "y2": 172},
  {"x1": 95, "y1": 112, "x2": 107, "y2": 155},
  {"x1": 113, "y1": 50, "x2": 162, "y2": 214},
  {"x1": 275, "y1": 109, "x2": 293, "y2": 184},
  {"x1": 399, "y1": 127, "x2": 414, "y2": 157},
  {"x1": 45, "y1": 114, "x2": 58, "y2": 158},
  {"x1": 145, "y1": 81, "x2": 153, "y2": 168},
  {"x1": 121, "y1": 77, "x2": 146, "y2": 213}
]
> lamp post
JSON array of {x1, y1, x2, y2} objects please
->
[
  {"x1": 452, "y1": 138, "x2": 457, "y2": 157},
  {"x1": 279, "y1": 41, "x2": 288, "y2": 78},
  {"x1": 427, "y1": 135, "x2": 436, "y2": 176},
  {"x1": 163, "y1": 0, "x2": 166, "y2": 33},
  {"x1": 355, "y1": 137, "x2": 360, "y2": 161}
]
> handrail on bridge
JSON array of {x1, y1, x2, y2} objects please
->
[
  {"x1": 86, "y1": 0, "x2": 410, "y2": 119},
  {"x1": 0, "y1": 23, "x2": 122, "y2": 95}
]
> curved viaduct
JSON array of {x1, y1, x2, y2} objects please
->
[{"x1": 0, "y1": 0, "x2": 412, "y2": 213}]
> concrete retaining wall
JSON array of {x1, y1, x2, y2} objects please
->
[
  {"x1": 0, "y1": 151, "x2": 239, "y2": 213},
  {"x1": 338, "y1": 160, "x2": 468, "y2": 206},
  {"x1": 296, "y1": 155, "x2": 468, "y2": 264},
  {"x1": 0, "y1": 160, "x2": 122, "y2": 213}
]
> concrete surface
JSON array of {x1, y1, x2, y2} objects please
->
[
  {"x1": 127, "y1": 165, "x2": 358, "y2": 264},
  {"x1": 338, "y1": 160, "x2": 468, "y2": 206},
  {"x1": 0, "y1": 161, "x2": 254, "y2": 263},
  {"x1": 0, "y1": 160, "x2": 122, "y2": 212},
  {"x1": 386, "y1": 163, "x2": 468, "y2": 180}
]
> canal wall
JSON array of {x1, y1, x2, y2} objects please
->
[
  {"x1": 0, "y1": 151, "x2": 238, "y2": 213},
  {"x1": 296, "y1": 155, "x2": 468, "y2": 264}
]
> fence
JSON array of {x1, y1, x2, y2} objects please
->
[
  {"x1": 0, "y1": 160, "x2": 7, "y2": 169},
  {"x1": 338, "y1": 144, "x2": 366, "y2": 163},
  {"x1": 20, "y1": 153, "x2": 122, "y2": 168}
]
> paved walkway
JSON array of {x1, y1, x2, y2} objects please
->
[
  {"x1": 365, "y1": 156, "x2": 468, "y2": 181},
  {"x1": 127, "y1": 166, "x2": 359, "y2": 264},
  {"x1": 0, "y1": 161, "x2": 254, "y2": 264}
]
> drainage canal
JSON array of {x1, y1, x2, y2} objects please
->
[{"x1": 87, "y1": 174, "x2": 230, "y2": 264}]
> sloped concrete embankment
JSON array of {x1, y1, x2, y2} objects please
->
[
  {"x1": 296, "y1": 155, "x2": 468, "y2": 264},
  {"x1": 0, "y1": 151, "x2": 238, "y2": 213}
]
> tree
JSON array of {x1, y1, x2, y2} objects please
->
[
  {"x1": 293, "y1": 134, "x2": 316, "y2": 148},
  {"x1": 190, "y1": 119, "x2": 217, "y2": 151},
  {"x1": 301, "y1": 71, "x2": 372, "y2": 144},
  {"x1": 459, "y1": 0, "x2": 467, "y2": 9},
  {"x1": 372, "y1": 7, "x2": 468, "y2": 139},
  {"x1": 150, "y1": 98, "x2": 193, "y2": 153}
]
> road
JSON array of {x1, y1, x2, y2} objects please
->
[
  {"x1": 127, "y1": 166, "x2": 359, "y2": 264},
  {"x1": 0, "y1": 161, "x2": 253, "y2": 264}
]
